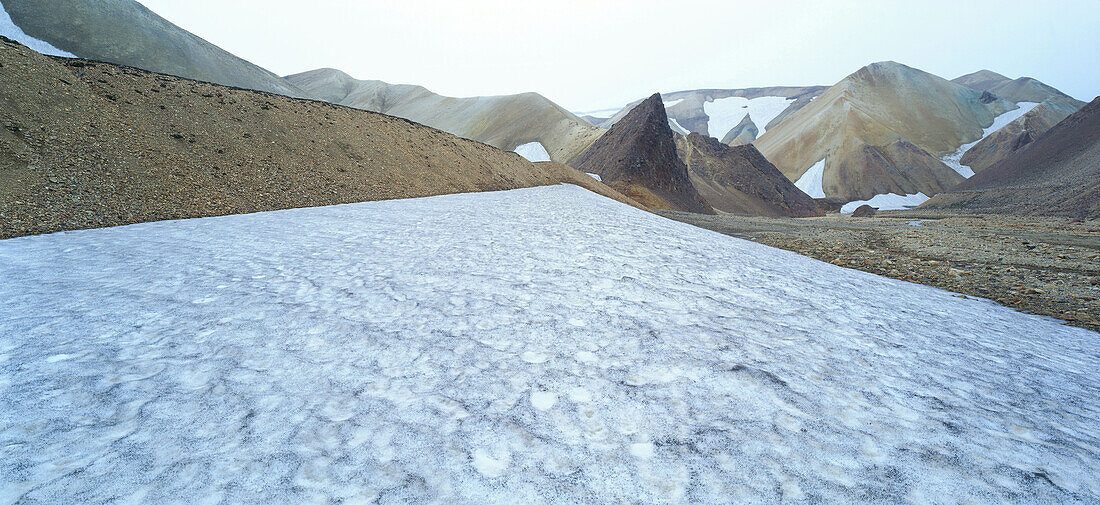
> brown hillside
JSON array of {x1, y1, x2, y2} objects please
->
[
  {"x1": 675, "y1": 133, "x2": 822, "y2": 217},
  {"x1": 920, "y1": 97, "x2": 1100, "y2": 218},
  {"x1": 0, "y1": 38, "x2": 634, "y2": 239}
]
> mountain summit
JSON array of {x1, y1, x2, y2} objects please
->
[
  {"x1": 570, "y1": 93, "x2": 712, "y2": 213},
  {"x1": 754, "y1": 61, "x2": 1014, "y2": 203}
]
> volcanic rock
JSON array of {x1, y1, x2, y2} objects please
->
[
  {"x1": 850, "y1": 205, "x2": 876, "y2": 217},
  {"x1": 570, "y1": 93, "x2": 713, "y2": 213}
]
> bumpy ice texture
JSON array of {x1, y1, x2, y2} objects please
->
[{"x1": 2, "y1": 185, "x2": 1098, "y2": 504}]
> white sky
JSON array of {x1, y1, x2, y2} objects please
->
[{"x1": 139, "y1": 0, "x2": 1100, "y2": 111}]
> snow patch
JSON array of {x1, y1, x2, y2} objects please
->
[
  {"x1": 669, "y1": 118, "x2": 690, "y2": 135},
  {"x1": 841, "y1": 193, "x2": 930, "y2": 213},
  {"x1": 940, "y1": 102, "x2": 1040, "y2": 178},
  {"x1": 663, "y1": 99, "x2": 684, "y2": 108},
  {"x1": 586, "y1": 173, "x2": 602, "y2": 182},
  {"x1": 0, "y1": 1, "x2": 77, "y2": 57},
  {"x1": 703, "y1": 96, "x2": 794, "y2": 140},
  {"x1": 513, "y1": 142, "x2": 551, "y2": 162},
  {"x1": 794, "y1": 158, "x2": 826, "y2": 199},
  {"x1": 1, "y1": 185, "x2": 1097, "y2": 502}
]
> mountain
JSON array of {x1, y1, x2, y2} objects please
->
[
  {"x1": 754, "y1": 61, "x2": 1015, "y2": 204},
  {"x1": 920, "y1": 96, "x2": 1100, "y2": 218},
  {"x1": 0, "y1": 38, "x2": 631, "y2": 238},
  {"x1": 959, "y1": 95, "x2": 1085, "y2": 173},
  {"x1": 675, "y1": 133, "x2": 822, "y2": 217},
  {"x1": 569, "y1": 93, "x2": 712, "y2": 214},
  {"x1": 952, "y1": 70, "x2": 1073, "y2": 104},
  {"x1": 0, "y1": 0, "x2": 304, "y2": 97},
  {"x1": 285, "y1": 68, "x2": 603, "y2": 165},
  {"x1": 596, "y1": 86, "x2": 826, "y2": 145}
]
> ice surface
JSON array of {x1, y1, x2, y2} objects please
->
[
  {"x1": 512, "y1": 142, "x2": 551, "y2": 162},
  {"x1": 941, "y1": 102, "x2": 1040, "y2": 178},
  {"x1": 704, "y1": 96, "x2": 794, "y2": 140},
  {"x1": 793, "y1": 157, "x2": 826, "y2": 198},
  {"x1": 0, "y1": 1, "x2": 76, "y2": 57},
  {"x1": 663, "y1": 99, "x2": 684, "y2": 108},
  {"x1": 2, "y1": 184, "x2": 1098, "y2": 503},
  {"x1": 840, "y1": 192, "x2": 931, "y2": 213}
]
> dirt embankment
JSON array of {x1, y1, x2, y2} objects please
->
[
  {"x1": 660, "y1": 211, "x2": 1100, "y2": 333},
  {"x1": 0, "y1": 39, "x2": 634, "y2": 239}
]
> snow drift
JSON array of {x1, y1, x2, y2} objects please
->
[{"x1": 1, "y1": 185, "x2": 1097, "y2": 503}]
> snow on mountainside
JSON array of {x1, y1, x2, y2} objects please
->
[
  {"x1": 0, "y1": 1, "x2": 74, "y2": 56},
  {"x1": 941, "y1": 102, "x2": 1040, "y2": 178},
  {"x1": 3, "y1": 185, "x2": 1098, "y2": 503},
  {"x1": 513, "y1": 142, "x2": 551, "y2": 162}
]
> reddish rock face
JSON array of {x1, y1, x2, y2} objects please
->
[
  {"x1": 677, "y1": 133, "x2": 823, "y2": 218},
  {"x1": 851, "y1": 205, "x2": 877, "y2": 217},
  {"x1": 570, "y1": 93, "x2": 713, "y2": 214}
]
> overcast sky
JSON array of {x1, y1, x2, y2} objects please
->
[{"x1": 139, "y1": 0, "x2": 1100, "y2": 111}]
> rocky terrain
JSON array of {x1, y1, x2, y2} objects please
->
[
  {"x1": 570, "y1": 94, "x2": 711, "y2": 213},
  {"x1": 754, "y1": 61, "x2": 1015, "y2": 203},
  {"x1": 1, "y1": 0, "x2": 303, "y2": 96},
  {"x1": 286, "y1": 68, "x2": 603, "y2": 165},
  {"x1": 921, "y1": 97, "x2": 1100, "y2": 219},
  {"x1": 675, "y1": 133, "x2": 821, "y2": 217},
  {"x1": 659, "y1": 210, "x2": 1100, "y2": 333},
  {"x1": 0, "y1": 39, "x2": 633, "y2": 239}
]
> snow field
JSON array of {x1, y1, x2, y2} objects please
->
[
  {"x1": 512, "y1": 142, "x2": 551, "y2": 162},
  {"x1": 840, "y1": 192, "x2": 931, "y2": 213},
  {"x1": 703, "y1": 96, "x2": 794, "y2": 141},
  {"x1": 793, "y1": 157, "x2": 826, "y2": 199},
  {"x1": 1, "y1": 184, "x2": 1097, "y2": 503}
]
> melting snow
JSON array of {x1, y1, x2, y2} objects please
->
[
  {"x1": 941, "y1": 102, "x2": 1041, "y2": 178},
  {"x1": 704, "y1": 96, "x2": 794, "y2": 140},
  {"x1": 513, "y1": 142, "x2": 551, "y2": 162},
  {"x1": 2, "y1": 185, "x2": 1098, "y2": 503},
  {"x1": 841, "y1": 192, "x2": 931, "y2": 213},
  {"x1": 793, "y1": 158, "x2": 826, "y2": 199},
  {"x1": 0, "y1": 1, "x2": 77, "y2": 57}
]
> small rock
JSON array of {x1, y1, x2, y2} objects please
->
[{"x1": 851, "y1": 205, "x2": 876, "y2": 218}]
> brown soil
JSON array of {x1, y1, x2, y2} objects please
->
[
  {"x1": 0, "y1": 39, "x2": 635, "y2": 239},
  {"x1": 658, "y1": 210, "x2": 1100, "y2": 333}
]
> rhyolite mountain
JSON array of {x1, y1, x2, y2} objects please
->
[
  {"x1": 920, "y1": 96, "x2": 1100, "y2": 218},
  {"x1": 952, "y1": 69, "x2": 1073, "y2": 104},
  {"x1": 0, "y1": 0, "x2": 305, "y2": 96},
  {"x1": 675, "y1": 133, "x2": 822, "y2": 217},
  {"x1": 569, "y1": 93, "x2": 712, "y2": 214},
  {"x1": 960, "y1": 95, "x2": 1085, "y2": 173},
  {"x1": 754, "y1": 61, "x2": 1016, "y2": 203},
  {"x1": 0, "y1": 38, "x2": 633, "y2": 238},
  {"x1": 950, "y1": 70, "x2": 1086, "y2": 173},
  {"x1": 285, "y1": 68, "x2": 603, "y2": 165}
]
